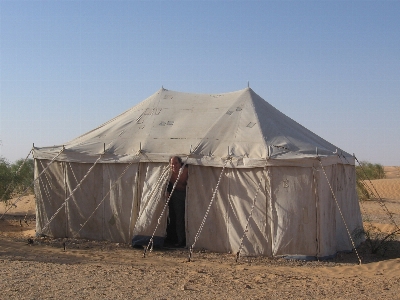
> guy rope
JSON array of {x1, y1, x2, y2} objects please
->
[
  {"x1": 39, "y1": 154, "x2": 102, "y2": 234},
  {"x1": 143, "y1": 158, "x2": 188, "y2": 258},
  {"x1": 131, "y1": 164, "x2": 170, "y2": 236},
  {"x1": 64, "y1": 157, "x2": 138, "y2": 249},
  {"x1": 236, "y1": 164, "x2": 269, "y2": 262},
  {"x1": 318, "y1": 158, "x2": 362, "y2": 265},
  {"x1": 188, "y1": 158, "x2": 229, "y2": 262},
  {"x1": 0, "y1": 148, "x2": 33, "y2": 203},
  {"x1": 353, "y1": 155, "x2": 399, "y2": 231},
  {"x1": 336, "y1": 153, "x2": 375, "y2": 231}
]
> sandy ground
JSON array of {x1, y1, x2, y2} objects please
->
[
  {"x1": 1, "y1": 177, "x2": 400, "y2": 299},
  {"x1": 384, "y1": 166, "x2": 400, "y2": 179}
]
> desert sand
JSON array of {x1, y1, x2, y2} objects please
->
[{"x1": 1, "y1": 172, "x2": 400, "y2": 299}]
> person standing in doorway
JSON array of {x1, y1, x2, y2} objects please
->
[{"x1": 166, "y1": 156, "x2": 188, "y2": 247}]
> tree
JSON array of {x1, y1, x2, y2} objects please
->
[
  {"x1": 11, "y1": 158, "x2": 34, "y2": 194},
  {"x1": 0, "y1": 157, "x2": 13, "y2": 202},
  {"x1": 0, "y1": 157, "x2": 34, "y2": 202}
]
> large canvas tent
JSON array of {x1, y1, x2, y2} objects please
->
[{"x1": 33, "y1": 87, "x2": 363, "y2": 259}]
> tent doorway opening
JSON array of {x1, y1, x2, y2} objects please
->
[{"x1": 165, "y1": 191, "x2": 187, "y2": 248}]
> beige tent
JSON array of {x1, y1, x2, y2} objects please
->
[{"x1": 33, "y1": 87, "x2": 363, "y2": 259}]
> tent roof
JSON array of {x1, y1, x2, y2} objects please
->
[{"x1": 34, "y1": 88, "x2": 353, "y2": 167}]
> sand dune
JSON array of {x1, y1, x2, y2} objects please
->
[
  {"x1": 0, "y1": 195, "x2": 36, "y2": 216},
  {"x1": 384, "y1": 166, "x2": 400, "y2": 179},
  {"x1": 363, "y1": 178, "x2": 400, "y2": 200}
]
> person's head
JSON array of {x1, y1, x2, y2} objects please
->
[{"x1": 169, "y1": 156, "x2": 182, "y2": 173}]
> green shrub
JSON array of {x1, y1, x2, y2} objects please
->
[
  {"x1": 0, "y1": 157, "x2": 34, "y2": 202},
  {"x1": 356, "y1": 161, "x2": 385, "y2": 181},
  {"x1": 0, "y1": 157, "x2": 13, "y2": 202},
  {"x1": 356, "y1": 161, "x2": 385, "y2": 201},
  {"x1": 11, "y1": 158, "x2": 34, "y2": 194}
]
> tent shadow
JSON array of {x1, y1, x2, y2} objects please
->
[
  {"x1": 334, "y1": 239, "x2": 400, "y2": 264},
  {"x1": 0, "y1": 238, "x2": 88, "y2": 265}
]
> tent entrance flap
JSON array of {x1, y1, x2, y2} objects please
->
[{"x1": 132, "y1": 163, "x2": 170, "y2": 248}]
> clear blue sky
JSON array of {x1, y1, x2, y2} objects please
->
[{"x1": 1, "y1": 0, "x2": 399, "y2": 165}]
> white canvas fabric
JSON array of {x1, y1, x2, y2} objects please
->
[
  {"x1": 131, "y1": 163, "x2": 170, "y2": 240},
  {"x1": 335, "y1": 164, "x2": 363, "y2": 251},
  {"x1": 269, "y1": 166, "x2": 318, "y2": 257},
  {"x1": 33, "y1": 88, "x2": 353, "y2": 166},
  {"x1": 35, "y1": 159, "x2": 66, "y2": 237},
  {"x1": 64, "y1": 162, "x2": 104, "y2": 240},
  {"x1": 186, "y1": 165, "x2": 271, "y2": 255},
  {"x1": 102, "y1": 163, "x2": 139, "y2": 243},
  {"x1": 315, "y1": 164, "x2": 337, "y2": 258},
  {"x1": 33, "y1": 88, "x2": 363, "y2": 259}
]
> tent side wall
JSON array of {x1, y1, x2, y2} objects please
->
[
  {"x1": 102, "y1": 163, "x2": 139, "y2": 242},
  {"x1": 35, "y1": 159, "x2": 168, "y2": 244},
  {"x1": 186, "y1": 165, "x2": 271, "y2": 256},
  {"x1": 267, "y1": 162, "x2": 362, "y2": 259},
  {"x1": 315, "y1": 164, "x2": 337, "y2": 258},
  {"x1": 269, "y1": 166, "x2": 318, "y2": 257},
  {"x1": 35, "y1": 159, "x2": 67, "y2": 237},
  {"x1": 186, "y1": 163, "x2": 361, "y2": 258},
  {"x1": 35, "y1": 158, "x2": 362, "y2": 258},
  {"x1": 335, "y1": 164, "x2": 364, "y2": 251},
  {"x1": 64, "y1": 162, "x2": 104, "y2": 240}
]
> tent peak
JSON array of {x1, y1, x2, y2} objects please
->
[{"x1": 157, "y1": 86, "x2": 253, "y2": 97}]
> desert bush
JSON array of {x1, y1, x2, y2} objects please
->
[
  {"x1": 354, "y1": 225, "x2": 400, "y2": 256},
  {"x1": 0, "y1": 157, "x2": 13, "y2": 201},
  {"x1": 356, "y1": 161, "x2": 385, "y2": 201},
  {"x1": 354, "y1": 161, "x2": 399, "y2": 255},
  {"x1": 11, "y1": 158, "x2": 34, "y2": 194},
  {"x1": 0, "y1": 157, "x2": 34, "y2": 202},
  {"x1": 356, "y1": 161, "x2": 385, "y2": 181}
]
